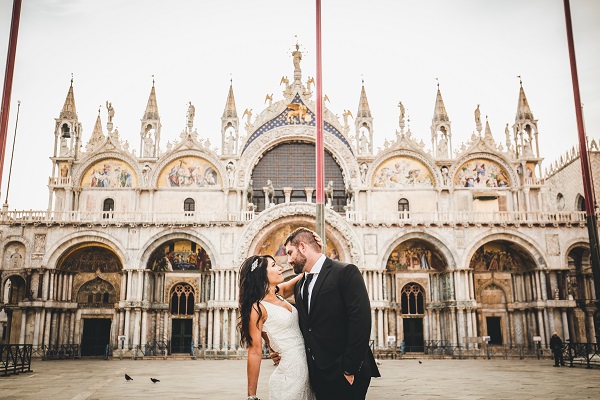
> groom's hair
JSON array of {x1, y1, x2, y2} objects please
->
[{"x1": 285, "y1": 227, "x2": 321, "y2": 252}]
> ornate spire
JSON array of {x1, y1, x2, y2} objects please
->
[
  {"x1": 59, "y1": 78, "x2": 77, "y2": 120},
  {"x1": 432, "y1": 85, "x2": 449, "y2": 123},
  {"x1": 222, "y1": 82, "x2": 237, "y2": 119},
  {"x1": 357, "y1": 82, "x2": 372, "y2": 118},
  {"x1": 516, "y1": 79, "x2": 534, "y2": 121},
  {"x1": 143, "y1": 81, "x2": 159, "y2": 121}
]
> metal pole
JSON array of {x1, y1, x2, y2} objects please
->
[
  {"x1": 3, "y1": 100, "x2": 20, "y2": 208},
  {"x1": 0, "y1": 0, "x2": 22, "y2": 193},
  {"x1": 315, "y1": 0, "x2": 326, "y2": 251},
  {"x1": 563, "y1": 0, "x2": 600, "y2": 341}
]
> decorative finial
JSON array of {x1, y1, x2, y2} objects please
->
[
  {"x1": 436, "y1": 77, "x2": 439, "y2": 88},
  {"x1": 152, "y1": 74, "x2": 155, "y2": 87},
  {"x1": 230, "y1": 73, "x2": 233, "y2": 85},
  {"x1": 98, "y1": 105, "x2": 101, "y2": 115},
  {"x1": 70, "y1": 73, "x2": 73, "y2": 86},
  {"x1": 361, "y1": 74, "x2": 364, "y2": 85},
  {"x1": 517, "y1": 75, "x2": 522, "y2": 86}
]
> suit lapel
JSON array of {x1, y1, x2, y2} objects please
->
[{"x1": 308, "y1": 258, "x2": 331, "y2": 319}]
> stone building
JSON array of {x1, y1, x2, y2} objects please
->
[{"x1": 0, "y1": 46, "x2": 597, "y2": 357}]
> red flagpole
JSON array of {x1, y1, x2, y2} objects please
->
[
  {"x1": 315, "y1": 0, "x2": 325, "y2": 250},
  {"x1": 563, "y1": 0, "x2": 600, "y2": 340},
  {"x1": 0, "y1": 0, "x2": 22, "y2": 194}
]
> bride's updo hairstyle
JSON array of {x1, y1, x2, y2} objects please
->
[{"x1": 237, "y1": 255, "x2": 275, "y2": 347}]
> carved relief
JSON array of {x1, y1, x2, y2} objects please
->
[
  {"x1": 545, "y1": 234, "x2": 560, "y2": 256},
  {"x1": 364, "y1": 234, "x2": 377, "y2": 255}
]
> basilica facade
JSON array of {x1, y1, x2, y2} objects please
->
[{"x1": 0, "y1": 46, "x2": 597, "y2": 357}]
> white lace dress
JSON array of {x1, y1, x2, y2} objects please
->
[{"x1": 261, "y1": 299, "x2": 315, "y2": 400}]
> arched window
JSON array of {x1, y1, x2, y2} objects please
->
[
  {"x1": 401, "y1": 283, "x2": 424, "y2": 315},
  {"x1": 184, "y1": 198, "x2": 195, "y2": 216},
  {"x1": 103, "y1": 198, "x2": 114, "y2": 219},
  {"x1": 398, "y1": 198, "x2": 409, "y2": 219},
  {"x1": 170, "y1": 284, "x2": 195, "y2": 315},
  {"x1": 556, "y1": 193, "x2": 565, "y2": 210},
  {"x1": 249, "y1": 142, "x2": 345, "y2": 212},
  {"x1": 576, "y1": 194, "x2": 586, "y2": 212}
]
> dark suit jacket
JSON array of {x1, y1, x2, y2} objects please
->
[{"x1": 294, "y1": 257, "x2": 380, "y2": 382}]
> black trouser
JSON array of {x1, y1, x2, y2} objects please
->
[
  {"x1": 313, "y1": 373, "x2": 371, "y2": 400},
  {"x1": 553, "y1": 349, "x2": 565, "y2": 366}
]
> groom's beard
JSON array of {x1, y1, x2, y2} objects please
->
[{"x1": 291, "y1": 252, "x2": 307, "y2": 274}]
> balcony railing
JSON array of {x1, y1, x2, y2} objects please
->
[
  {"x1": 0, "y1": 210, "x2": 257, "y2": 225},
  {"x1": 345, "y1": 210, "x2": 588, "y2": 225},
  {"x1": 0, "y1": 208, "x2": 590, "y2": 226}
]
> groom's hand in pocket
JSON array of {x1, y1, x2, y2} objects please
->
[{"x1": 270, "y1": 350, "x2": 280, "y2": 365}]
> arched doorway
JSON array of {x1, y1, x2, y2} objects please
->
[
  {"x1": 2, "y1": 275, "x2": 27, "y2": 344},
  {"x1": 470, "y1": 240, "x2": 537, "y2": 346},
  {"x1": 170, "y1": 283, "x2": 195, "y2": 353},
  {"x1": 58, "y1": 244, "x2": 122, "y2": 355},
  {"x1": 401, "y1": 283, "x2": 425, "y2": 352}
]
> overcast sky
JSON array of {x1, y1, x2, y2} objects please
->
[{"x1": 0, "y1": 0, "x2": 599, "y2": 210}]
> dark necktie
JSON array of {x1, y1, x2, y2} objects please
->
[{"x1": 302, "y1": 273, "x2": 314, "y2": 313}]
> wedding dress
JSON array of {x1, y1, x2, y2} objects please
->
[{"x1": 261, "y1": 298, "x2": 315, "y2": 400}]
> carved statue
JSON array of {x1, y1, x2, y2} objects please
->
[
  {"x1": 360, "y1": 163, "x2": 368, "y2": 183},
  {"x1": 292, "y1": 44, "x2": 302, "y2": 70},
  {"x1": 286, "y1": 103, "x2": 308, "y2": 123},
  {"x1": 342, "y1": 109, "x2": 353, "y2": 127},
  {"x1": 398, "y1": 101, "x2": 405, "y2": 123},
  {"x1": 106, "y1": 101, "x2": 115, "y2": 123},
  {"x1": 280, "y1": 76, "x2": 289, "y2": 89},
  {"x1": 266, "y1": 179, "x2": 275, "y2": 204},
  {"x1": 246, "y1": 179, "x2": 254, "y2": 203},
  {"x1": 325, "y1": 180, "x2": 334, "y2": 206},
  {"x1": 186, "y1": 102, "x2": 195, "y2": 127},
  {"x1": 474, "y1": 104, "x2": 481, "y2": 128},
  {"x1": 438, "y1": 134, "x2": 448, "y2": 158},
  {"x1": 144, "y1": 132, "x2": 155, "y2": 157},
  {"x1": 441, "y1": 166, "x2": 450, "y2": 186},
  {"x1": 344, "y1": 179, "x2": 354, "y2": 206},
  {"x1": 264, "y1": 93, "x2": 273, "y2": 107},
  {"x1": 306, "y1": 77, "x2": 314, "y2": 92},
  {"x1": 359, "y1": 131, "x2": 369, "y2": 153},
  {"x1": 226, "y1": 162, "x2": 235, "y2": 187},
  {"x1": 242, "y1": 108, "x2": 253, "y2": 124}
]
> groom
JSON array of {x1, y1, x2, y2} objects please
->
[{"x1": 284, "y1": 227, "x2": 380, "y2": 400}]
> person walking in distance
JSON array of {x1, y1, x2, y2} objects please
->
[{"x1": 550, "y1": 332, "x2": 565, "y2": 367}]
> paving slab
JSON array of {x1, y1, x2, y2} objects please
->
[{"x1": 0, "y1": 358, "x2": 599, "y2": 399}]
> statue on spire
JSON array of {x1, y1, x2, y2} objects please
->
[{"x1": 186, "y1": 102, "x2": 195, "y2": 130}]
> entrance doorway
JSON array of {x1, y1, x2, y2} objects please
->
[
  {"x1": 403, "y1": 318, "x2": 424, "y2": 352},
  {"x1": 81, "y1": 318, "x2": 111, "y2": 356},
  {"x1": 486, "y1": 317, "x2": 503, "y2": 345},
  {"x1": 171, "y1": 319, "x2": 192, "y2": 353}
]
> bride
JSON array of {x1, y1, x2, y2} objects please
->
[{"x1": 238, "y1": 252, "x2": 316, "y2": 400}]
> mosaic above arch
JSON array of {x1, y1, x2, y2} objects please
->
[
  {"x1": 82, "y1": 158, "x2": 137, "y2": 188},
  {"x1": 469, "y1": 241, "x2": 536, "y2": 271},
  {"x1": 372, "y1": 156, "x2": 434, "y2": 188},
  {"x1": 256, "y1": 223, "x2": 341, "y2": 266},
  {"x1": 58, "y1": 244, "x2": 122, "y2": 273},
  {"x1": 454, "y1": 158, "x2": 510, "y2": 188},
  {"x1": 148, "y1": 239, "x2": 211, "y2": 272},
  {"x1": 386, "y1": 239, "x2": 447, "y2": 271},
  {"x1": 158, "y1": 156, "x2": 220, "y2": 188}
]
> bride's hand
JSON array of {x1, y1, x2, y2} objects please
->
[
  {"x1": 312, "y1": 231, "x2": 323, "y2": 249},
  {"x1": 270, "y1": 350, "x2": 281, "y2": 366}
]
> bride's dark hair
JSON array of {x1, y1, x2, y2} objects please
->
[{"x1": 238, "y1": 255, "x2": 276, "y2": 347}]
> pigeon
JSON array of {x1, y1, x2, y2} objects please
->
[
  {"x1": 418, "y1": 361, "x2": 422, "y2": 364},
  {"x1": 125, "y1": 374, "x2": 133, "y2": 381},
  {"x1": 150, "y1": 378, "x2": 160, "y2": 383}
]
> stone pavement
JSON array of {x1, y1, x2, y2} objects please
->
[{"x1": 1, "y1": 358, "x2": 599, "y2": 399}]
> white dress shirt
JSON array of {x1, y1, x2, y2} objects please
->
[{"x1": 301, "y1": 254, "x2": 326, "y2": 313}]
